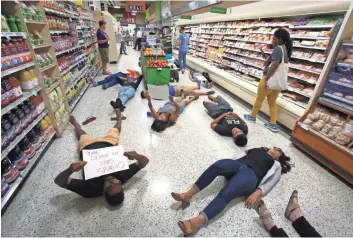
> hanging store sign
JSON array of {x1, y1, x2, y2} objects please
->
[
  {"x1": 115, "y1": 13, "x2": 136, "y2": 24},
  {"x1": 180, "y1": 15, "x2": 192, "y2": 20},
  {"x1": 125, "y1": 1, "x2": 146, "y2": 12},
  {"x1": 210, "y1": 6, "x2": 227, "y2": 14}
]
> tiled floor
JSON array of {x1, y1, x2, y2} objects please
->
[{"x1": 2, "y1": 48, "x2": 353, "y2": 237}]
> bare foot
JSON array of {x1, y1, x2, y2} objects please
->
[{"x1": 177, "y1": 220, "x2": 195, "y2": 236}]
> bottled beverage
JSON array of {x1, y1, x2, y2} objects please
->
[
  {"x1": 33, "y1": 124, "x2": 46, "y2": 144},
  {"x1": 27, "y1": 130, "x2": 41, "y2": 150},
  {"x1": 1, "y1": 86, "x2": 10, "y2": 108},
  {"x1": 1, "y1": 157, "x2": 20, "y2": 184},
  {"x1": 1, "y1": 41, "x2": 11, "y2": 56},
  {"x1": 19, "y1": 136, "x2": 36, "y2": 160},
  {"x1": 7, "y1": 38, "x2": 17, "y2": 55},
  {"x1": 1, "y1": 177, "x2": 10, "y2": 198},
  {"x1": 7, "y1": 15, "x2": 18, "y2": 32},
  {"x1": 15, "y1": 16, "x2": 25, "y2": 32},
  {"x1": 8, "y1": 145, "x2": 28, "y2": 171},
  {"x1": 28, "y1": 68, "x2": 39, "y2": 87},
  {"x1": 13, "y1": 39, "x2": 24, "y2": 53},
  {"x1": 12, "y1": 107, "x2": 27, "y2": 130},
  {"x1": 7, "y1": 111, "x2": 23, "y2": 136},
  {"x1": 1, "y1": 79, "x2": 16, "y2": 103},
  {"x1": 20, "y1": 39, "x2": 29, "y2": 52},
  {"x1": 25, "y1": 100, "x2": 38, "y2": 120},
  {"x1": 8, "y1": 76, "x2": 23, "y2": 99},
  {"x1": 18, "y1": 103, "x2": 32, "y2": 127},
  {"x1": 1, "y1": 116, "x2": 16, "y2": 143},
  {"x1": 19, "y1": 69, "x2": 34, "y2": 91}
]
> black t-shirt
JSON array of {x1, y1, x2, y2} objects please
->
[
  {"x1": 238, "y1": 148, "x2": 274, "y2": 184},
  {"x1": 67, "y1": 142, "x2": 140, "y2": 198},
  {"x1": 214, "y1": 116, "x2": 248, "y2": 137}
]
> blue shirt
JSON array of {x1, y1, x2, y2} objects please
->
[
  {"x1": 169, "y1": 85, "x2": 175, "y2": 96},
  {"x1": 179, "y1": 33, "x2": 189, "y2": 52}
]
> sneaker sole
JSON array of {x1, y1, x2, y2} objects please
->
[{"x1": 264, "y1": 124, "x2": 279, "y2": 132}]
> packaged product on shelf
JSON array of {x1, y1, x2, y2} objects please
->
[
  {"x1": 1, "y1": 116, "x2": 16, "y2": 145},
  {"x1": 19, "y1": 103, "x2": 32, "y2": 127},
  {"x1": 8, "y1": 110, "x2": 24, "y2": 136},
  {"x1": 33, "y1": 124, "x2": 47, "y2": 144},
  {"x1": 1, "y1": 177, "x2": 10, "y2": 198},
  {"x1": 1, "y1": 15, "x2": 10, "y2": 32},
  {"x1": 1, "y1": 157, "x2": 20, "y2": 184},
  {"x1": 8, "y1": 145, "x2": 29, "y2": 171},
  {"x1": 27, "y1": 130, "x2": 41, "y2": 151},
  {"x1": 8, "y1": 76, "x2": 23, "y2": 99},
  {"x1": 19, "y1": 69, "x2": 35, "y2": 91},
  {"x1": 1, "y1": 86, "x2": 10, "y2": 108},
  {"x1": 15, "y1": 16, "x2": 25, "y2": 32},
  {"x1": 28, "y1": 68, "x2": 39, "y2": 87},
  {"x1": 7, "y1": 39, "x2": 18, "y2": 55},
  {"x1": 25, "y1": 100, "x2": 38, "y2": 120},
  {"x1": 13, "y1": 106, "x2": 27, "y2": 131},
  {"x1": 48, "y1": 89, "x2": 58, "y2": 108},
  {"x1": 7, "y1": 15, "x2": 18, "y2": 32},
  {"x1": 40, "y1": 116, "x2": 54, "y2": 136},
  {"x1": 30, "y1": 95, "x2": 45, "y2": 114},
  {"x1": 2, "y1": 79, "x2": 16, "y2": 103},
  {"x1": 19, "y1": 136, "x2": 36, "y2": 160},
  {"x1": 1, "y1": 40, "x2": 11, "y2": 57}
]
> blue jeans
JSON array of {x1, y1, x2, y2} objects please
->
[
  {"x1": 179, "y1": 50, "x2": 187, "y2": 69},
  {"x1": 96, "y1": 72, "x2": 126, "y2": 88},
  {"x1": 194, "y1": 159, "x2": 257, "y2": 221},
  {"x1": 119, "y1": 86, "x2": 136, "y2": 105}
]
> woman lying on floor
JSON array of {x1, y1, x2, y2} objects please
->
[{"x1": 171, "y1": 146, "x2": 292, "y2": 236}]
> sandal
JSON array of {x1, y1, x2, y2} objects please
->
[
  {"x1": 255, "y1": 200, "x2": 275, "y2": 231},
  {"x1": 111, "y1": 116, "x2": 127, "y2": 121},
  {"x1": 177, "y1": 220, "x2": 195, "y2": 237},
  {"x1": 171, "y1": 192, "x2": 190, "y2": 209},
  {"x1": 284, "y1": 190, "x2": 299, "y2": 220},
  {"x1": 82, "y1": 117, "x2": 96, "y2": 125}
]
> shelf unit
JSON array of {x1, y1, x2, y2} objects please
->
[{"x1": 175, "y1": 1, "x2": 352, "y2": 129}]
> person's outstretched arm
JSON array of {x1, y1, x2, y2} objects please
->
[
  {"x1": 145, "y1": 91, "x2": 159, "y2": 119},
  {"x1": 168, "y1": 96, "x2": 180, "y2": 122},
  {"x1": 54, "y1": 161, "x2": 87, "y2": 188}
]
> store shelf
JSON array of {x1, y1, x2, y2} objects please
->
[
  {"x1": 324, "y1": 92, "x2": 353, "y2": 106},
  {"x1": 24, "y1": 20, "x2": 46, "y2": 25},
  {"x1": 39, "y1": 63, "x2": 56, "y2": 72},
  {"x1": 224, "y1": 37, "x2": 271, "y2": 44},
  {"x1": 55, "y1": 45, "x2": 82, "y2": 56},
  {"x1": 223, "y1": 55, "x2": 264, "y2": 70},
  {"x1": 291, "y1": 56, "x2": 326, "y2": 64},
  {"x1": 288, "y1": 74, "x2": 317, "y2": 84},
  {"x1": 1, "y1": 87, "x2": 42, "y2": 116},
  {"x1": 65, "y1": 65, "x2": 89, "y2": 94},
  {"x1": 280, "y1": 95, "x2": 307, "y2": 108},
  {"x1": 289, "y1": 65, "x2": 322, "y2": 75},
  {"x1": 291, "y1": 36, "x2": 330, "y2": 40},
  {"x1": 90, "y1": 66, "x2": 102, "y2": 80},
  {"x1": 1, "y1": 32, "x2": 26, "y2": 38},
  {"x1": 60, "y1": 54, "x2": 87, "y2": 76},
  {"x1": 52, "y1": 98, "x2": 66, "y2": 112},
  {"x1": 287, "y1": 87, "x2": 311, "y2": 98},
  {"x1": 69, "y1": 82, "x2": 90, "y2": 111},
  {"x1": 328, "y1": 80, "x2": 353, "y2": 89},
  {"x1": 319, "y1": 97, "x2": 353, "y2": 115},
  {"x1": 45, "y1": 80, "x2": 61, "y2": 93},
  {"x1": 1, "y1": 131, "x2": 55, "y2": 210},
  {"x1": 337, "y1": 62, "x2": 353, "y2": 68},
  {"x1": 50, "y1": 30, "x2": 70, "y2": 34},
  {"x1": 224, "y1": 45, "x2": 272, "y2": 54},
  {"x1": 298, "y1": 122, "x2": 353, "y2": 155},
  {"x1": 289, "y1": 24, "x2": 334, "y2": 29},
  {"x1": 1, "y1": 62, "x2": 35, "y2": 77},
  {"x1": 225, "y1": 51, "x2": 266, "y2": 61},
  {"x1": 1, "y1": 110, "x2": 48, "y2": 160},
  {"x1": 33, "y1": 44, "x2": 51, "y2": 49},
  {"x1": 293, "y1": 45, "x2": 326, "y2": 50}
]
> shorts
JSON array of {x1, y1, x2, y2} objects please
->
[
  {"x1": 99, "y1": 48, "x2": 109, "y2": 64},
  {"x1": 173, "y1": 85, "x2": 193, "y2": 97},
  {"x1": 178, "y1": 102, "x2": 185, "y2": 114},
  {"x1": 78, "y1": 128, "x2": 119, "y2": 152}
]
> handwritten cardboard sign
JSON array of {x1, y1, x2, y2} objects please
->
[{"x1": 82, "y1": 146, "x2": 129, "y2": 180}]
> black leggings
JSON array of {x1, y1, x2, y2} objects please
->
[{"x1": 270, "y1": 216, "x2": 321, "y2": 237}]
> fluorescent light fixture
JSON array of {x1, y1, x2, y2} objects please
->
[
  {"x1": 113, "y1": 6, "x2": 120, "y2": 8},
  {"x1": 89, "y1": 3, "x2": 94, "y2": 6}
]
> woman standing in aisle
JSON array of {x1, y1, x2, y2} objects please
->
[
  {"x1": 97, "y1": 20, "x2": 111, "y2": 75},
  {"x1": 178, "y1": 26, "x2": 189, "y2": 74},
  {"x1": 171, "y1": 146, "x2": 292, "y2": 236},
  {"x1": 244, "y1": 28, "x2": 293, "y2": 132}
]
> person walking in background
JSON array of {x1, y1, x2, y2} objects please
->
[
  {"x1": 134, "y1": 28, "x2": 143, "y2": 51},
  {"x1": 178, "y1": 26, "x2": 189, "y2": 74},
  {"x1": 97, "y1": 20, "x2": 111, "y2": 75},
  {"x1": 244, "y1": 28, "x2": 293, "y2": 132},
  {"x1": 118, "y1": 31, "x2": 127, "y2": 55},
  {"x1": 255, "y1": 190, "x2": 321, "y2": 237}
]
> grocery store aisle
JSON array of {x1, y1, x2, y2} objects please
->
[{"x1": 2, "y1": 48, "x2": 353, "y2": 237}]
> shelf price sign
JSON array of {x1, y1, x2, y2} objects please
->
[{"x1": 210, "y1": 6, "x2": 227, "y2": 14}]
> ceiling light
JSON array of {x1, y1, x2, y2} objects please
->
[
  {"x1": 114, "y1": 6, "x2": 120, "y2": 8},
  {"x1": 89, "y1": 3, "x2": 94, "y2": 6}
]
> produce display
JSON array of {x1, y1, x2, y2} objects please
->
[
  {"x1": 144, "y1": 48, "x2": 166, "y2": 56},
  {"x1": 146, "y1": 59, "x2": 169, "y2": 67},
  {"x1": 184, "y1": 15, "x2": 340, "y2": 109}
]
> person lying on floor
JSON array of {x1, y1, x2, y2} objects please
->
[
  {"x1": 144, "y1": 91, "x2": 198, "y2": 132},
  {"x1": 140, "y1": 84, "x2": 215, "y2": 100},
  {"x1": 171, "y1": 146, "x2": 292, "y2": 236},
  {"x1": 93, "y1": 69, "x2": 139, "y2": 89},
  {"x1": 189, "y1": 70, "x2": 214, "y2": 89},
  {"x1": 54, "y1": 112, "x2": 149, "y2": 206},
  {"x1": 256, "y1": 190, "x2": 321, "y2": 237},
  {"x1": 205, "y1": 95, "x2": 248, "y2": 147},
  {"x1": 110, "y1": 75, "x2": 144, "y2": 112}
]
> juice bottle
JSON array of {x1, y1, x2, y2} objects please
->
[
  {"x1": 1, "y1": 116, "x2": 16, "y2": 143},
  {"x1": 13, "y1": 106, "x2": 27, "y2": 130},
  {"x1": 1, "y1": 127, "x2": 10, "y2": 150},
  {"x1": 1, "y1": 157, "x2": 20, "y2": 184},
  {"x1": 7, "y1": 15, "x2": 18, "y2": 32},
  {"x1": 19, "y1": 136, "x2": 36, "y2": 160},
  {"x1": 20, "y1": 39, "x2": 29, "y2": 52},
  {"x1": 19, "y1": 69, "x2": 34, "y2": 91},
  {"x1": 1, "y1": 86, "x2": 10, "y2": 108},
  {"x1": 8, "y1": 110, "x2": 23, "y2": 136},
  {"x1": 28, "y1": 68, "x2": 39, "y2": 87},
  {"x1": 18, "y1": 103, "x2": 31, "y2": 127},
  {"x1": 1, "y1": 176, "x2": 10, "y2": 198},
  {"x1": 8, "y1": 145, "x2": 28, "y2": 171},
  {"x1": 1, "y1": 79, "x2": 16, "y2": 103},
  {"x1": 27, "y1": 130, "x2": 41, "y2": 150},
  {"x1": 8, "y1": 76, "x2": 23, "y2": 99},
  {"x1": 13, "y1": 39, "x2": 24, "y2": 53},
  {"x1": 37, "y1": 93, "x2": 45, "y2": 112},
  {"x1": 2, "y1": 40, "x2": 11, "y2": 56},
  {"x1": 34, "y1": 124, "x2": 46, "y2": 144},
  {"x1": 25, "y1": 100, "x2": 38, "y2": 120},
  {"x1": 7, "y1": 39, "x2": 17, "y2": 55},
  {"x1": 15, "y1": 16, "x2": 25, "y2": 32}
]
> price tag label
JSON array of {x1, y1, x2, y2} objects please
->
[{"x1": 152, "y1": 49, "x2": 162, "y2": 55}]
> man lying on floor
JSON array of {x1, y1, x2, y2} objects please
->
[
  {"x1": 189, "y1": 70, "x2": 214, "y2": 89},
  {"x1": 93, "y1": 69, "x2": 139, "y2": 89},
  {"x1": 109, "y1": 75, "x2": 144, "y2": 111},
  {"x1": 54, "y1": 111, "x2": 149, "y2": 206},
  {"x1": 204, "y1": 95, "x2": 248, "y2": 147}
]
